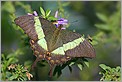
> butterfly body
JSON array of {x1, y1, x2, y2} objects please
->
[{"x1": 15, "y1": 15, "x2": 95, "y2": 76}]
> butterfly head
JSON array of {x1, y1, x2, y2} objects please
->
[
  {"x1": 52, "y1": 19, "x2": 68, "y2": 30},
  {"x1": 27, "y1": 10, "x2": 68, "y2": 30},
  {"x1": 53, "y1": 11, "x2": 68, "y2": 30}
]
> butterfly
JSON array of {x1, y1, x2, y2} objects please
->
[{"x1": 14, "y1": 15, "x2": 96, "y2": 77}]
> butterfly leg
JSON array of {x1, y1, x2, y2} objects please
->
[
  {"x1": 31, "y1": 55, "x2": 42, "y2": 71},
  {"x1": 48, "y1": 64, "x2": 55, "y2": 77}
]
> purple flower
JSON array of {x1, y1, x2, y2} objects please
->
[
  {"x1": 57, "y1": 18, "x2": 68, "y2": 25},
  {"x1": 55, "y1": 11, "x2": 58, "y2": 18},
  {"x1": 54, "y1": 11, "x2": 68, "y2": 29},
  {"x1": 27, "y1": 11, "x2": 38, "y2": 16}
]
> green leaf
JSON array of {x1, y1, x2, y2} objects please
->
[
  {"x1": 53, "y1": 65, "x2": 60, "y2": 76},
  {"x1": 95, "y1": 24, "x2": 111, "y2": 31},
  {"x1": 53, "y1": 65, "x2": 62, "y2": 77},
  {"x1": 57, "y1": 70, "x2": 62, "y2": 77},
  {"x1": 99, "y1": 64, "x2": 111, "y2": 70},
  {"x1": 96, "y1": 13, "x2": 108, "y2": 22},
  {"x1": 8, "y1": 74, "x2": 18, "y2": 80},
  {"x1": 82, "y1": 58, "x2": 89, "y2": 67},
  {"x1": 13, "y1": 59, "x2": 19, "y2": 63},
  {"x1": 84, "y1": 61, "x2": 89, "y2": 67},
  {"x1": 48, "y1": 16, "x2": 58, "y2": 20},
  {"x1": 116, "y1": 66, "x2": 120, "y2": 71},
  {"x1": 1, "y1": 54, "x2": 5, "y2": 61},
  {"x1": 15, "y1": 49, "x2": 24, "y2": 56},
  {"x1": 6, "y1": 54, "x2": 14, "y2": 59},
  {"x1": 91, "y1": 40, "x2": 98, "y2": 45},
  {"x1": 6, "y1": 71, "x2": 12, "y2": 78},
  {"x1": 46, "y1": 10, "x2": 51, "y2": 18},
  {"x1": 18, "y1": 77, "x2": 24, "y2": 81},
  {"x1": 6, "y1": 58, "x2": 15, "y2": 66},
  {"x1": 23, "y1": 77, "x2": 28, "y2": 81},
  {"x1": 2, "y1": 2, "x2": 15, "y2": 13},
  {"x1": 77, "y1": 64, "x2": 83, "y2": 71},
  {"x1": 69, "y1": 62, "x2": 75, "y2": 66},
  {"x1": 40, "y1": 7, "x2": 45, "y2": 16},
  {"x1": 22, "y1": 69, "x2": 27, "y2": 72},
  {"x1": 68, "y1": 65, "x2": 72, "y2": 73}
]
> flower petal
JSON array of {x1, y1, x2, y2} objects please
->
[
  {"x1": 61, "y1": 27, "x2": 66, "y2": 30},
  {"x1": 33, "y1": 11, "x2": 38, "y2": 16},
  {"x1": 55, "y1": 11, "x2": 58, "y2": 18},
  {"x1": 27, "y1": 13, "x2": 32, "y2": 15},
  {"x1": 53, "y1": 10, "x2": 68, "y2": 29},
  {"x1": 27, "y1": 11, "x2": 38, "y2": 16},
  {"x1": 57, "y1": 19, "x2": 68, "y2": 25}
]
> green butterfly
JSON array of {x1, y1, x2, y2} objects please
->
[{"x1": 14, "y1": 12, "x2": 95, "y2": 77}]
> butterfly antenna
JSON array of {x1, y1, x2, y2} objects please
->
[
  {"x1": 48, "y1": 64, "x2": 56, "y2": 77},
  {"x1": 30, "y1": 56, "x2": 42, "y2": 71}
]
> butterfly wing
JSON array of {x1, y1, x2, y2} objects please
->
[
  {"x1": 15, "y1": 15, "x2": 38, "y2": 41},
  {"x1": 50, "y1": 29, "x2": 96, "y2": 58},
  {"x1": 61, "y1": 30, "x2": 96, "y2": 58},
  {"x1": 15, "y1": 15, "x2": 57, "y2": 51}
]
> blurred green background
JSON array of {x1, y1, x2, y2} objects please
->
[{"x1": 1, "y1": 1, "x2": 121, "y2": 81}]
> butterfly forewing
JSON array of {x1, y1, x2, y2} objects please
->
[
  {"x1": 15, "y1": 15, "x2": 38, "y2": 41},
  {"x1": 38, "y1": 17, "x2": 59, "y2": 52},
  {"x1": 56, "y1": 30, "x2": 96, "y2": 58}
]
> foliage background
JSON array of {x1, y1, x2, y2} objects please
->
[{"x1": 1, "y1": 1, "x2": 121, "y2": 81}]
